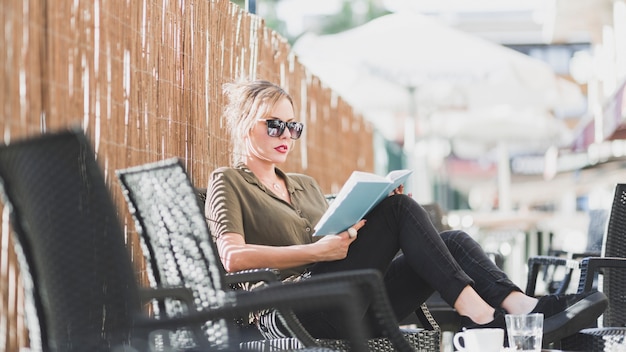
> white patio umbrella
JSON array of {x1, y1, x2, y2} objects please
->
[
  {"x1": 432, "y1": 106, "x2": 573, "y2": 158},
  {"x1": 292, "y1": 11, "x2": 584, "y2": 136},
  {"x1": 293, "y1": 11, "x2": 584, "y2": 206}
]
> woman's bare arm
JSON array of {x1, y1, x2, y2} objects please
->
[{"x1": 216, "y1": 219, "x2": 366, "y2": 272}]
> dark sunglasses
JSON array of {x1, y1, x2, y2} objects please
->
[{"x1": 257, "y1": 118, "x2": 304, "y2": 140}]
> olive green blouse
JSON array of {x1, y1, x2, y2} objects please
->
[{"x1": 206, "y1": 164, "x2": 329, "y2": 278}]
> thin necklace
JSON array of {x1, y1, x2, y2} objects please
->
[
  {"x1": 260, "y1": 177, "x2": 287, "y2": 198},
  {"x1": 271, "y1": 182, "x2": 285, "y2": 196}
]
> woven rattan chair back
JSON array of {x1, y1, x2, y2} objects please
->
[
  {"x1": 597, "y1": 183, "x2": 626, "y2": 327},
  {"x1": 117, "y1": 158, "x2": 236, "y2": 350},
  {"x1": 0, "y1": 130, "x2": 143, "y2": 352},
  {"x1": 558, "y1": 183, "x2": 626, "y2": 351}
]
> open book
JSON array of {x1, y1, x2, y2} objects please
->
[{"x1": 313, "y1": 169, "x2": 413, "y2": 236}]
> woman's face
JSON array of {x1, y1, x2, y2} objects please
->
[{"x1": 248, "y1": 97, "x2": 298, "y2": 164}]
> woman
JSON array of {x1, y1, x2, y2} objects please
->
[{"x1": 206, "y1": 79, "x2": 607, "y2": 343}]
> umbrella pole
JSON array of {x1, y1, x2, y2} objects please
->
[
  {"x1": 404, "y1": 86, "x2": 433, "y2": 203},
  {"x1": 497, "y1": 141, "x2": 512, "y2": 212}
]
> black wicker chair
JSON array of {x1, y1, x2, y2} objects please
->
[
  {"x1": 0, "y1": 130, "x2": 380, "y2": 352},
  {"x1": 116, "y1": 157, "x2": 441, "y2": 352},
  {"x1": 526, "y1": 208, "x2": 608, "y2": 296},
  {"x1": 526, "y1": 183, "x2": 626, "y2": 351}
]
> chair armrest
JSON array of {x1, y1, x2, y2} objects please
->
[
  {"x1": 225, "y1": 267, "x2": 319, "y2": 346},
  {"x1": 137, "y1": 281, "x2": 375, "y2": 352},
  {"x1": 261, "y1": 269, "x2": 418, "y2": 351},
  {"x1": 138, "y1": 287, "x2": 196, "y2": 318},
  {"x1": 228, "y1": 268, "x2": 419, "y2": 351},
  {"x1": 138, "y1": 286, "x2": 208, "y2": 349},
  {"x1": 224, "y1": 268, "x2": 280, "y2": 285},
  {"x1": 138, "y1": 286, "x2": 195, "y2": 307},
  {"x1": 571, "y1": 250, "x2": 601, "y2": 260},
  {"x1": 224, "y1": 268, "x2": 311, "y2": 345},
  {"x1": 577, "y1": 257, "x2": 626, "y2": 293},
  {"x1": 225, "y1": 268, "x2": 318, "y2": 347},
  {"x1": 525, "y1": 256, "x2": 580, "y2": 295}
]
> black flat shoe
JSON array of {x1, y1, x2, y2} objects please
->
[
  {"x1": 459, "y1": 308, "x2": 506, "y2": 330},
  {"x1": 459, "y1": 309, "x2": 509, "y2": 346},
  {"x1": 539, "y1": 291, "x2": 608, "y2": 344}
]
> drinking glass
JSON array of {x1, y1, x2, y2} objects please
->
[{"x1": 505, "y1": 313, "x2": 543, "y2": 352}]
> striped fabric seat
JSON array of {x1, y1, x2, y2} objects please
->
[
  {"x1": 241, "y1": 327, "x2": 440, "y2": 352},
  {"x1": 254, "y1": 306, "x2": 440, "y2": 351}
]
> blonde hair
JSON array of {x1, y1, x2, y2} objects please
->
[{"x1": 222, "y1": 79, "x2": 294, "y2": 166}]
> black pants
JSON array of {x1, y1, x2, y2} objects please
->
[{"x1": 298, "y1": 194, "x2": 521, "y2": 338}]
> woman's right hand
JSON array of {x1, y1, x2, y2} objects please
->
[{"x1": 312, "y1": 219, "x2": 366, "y2": 261}]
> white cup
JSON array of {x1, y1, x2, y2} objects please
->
[
  {"x1": 505, "y1": 313, "x2": 543, "y2": 352},
  {"x1": 453, "y1": 328, "x2": 505, "y2": 352}
]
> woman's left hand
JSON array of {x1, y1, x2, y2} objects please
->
[
  {"x1": 392, "y1": 184, "x2": 404, "y2": 195},
  {"x1": 392, "y1": 184, "x2": 412, "y2": 197}
]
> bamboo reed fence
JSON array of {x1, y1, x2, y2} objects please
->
[{"x1": 0, "y1": 0, "x2": 374, "y2": 350}]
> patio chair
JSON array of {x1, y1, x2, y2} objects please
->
[
  {"x1": 526, "y1": 208, "x2": 608, "y2": 296},
  {"x1": 526, "y1": 183, "x2": 626, "y2": 351},
  {"x1": 0, "y1": 129, "x2": 382, "y2": 352},
  {"x1": 116, "y1": 157, "x2": 441, "y2": 352}
]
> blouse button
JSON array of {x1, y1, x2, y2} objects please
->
[{"x1": 305, "y1": 227, "x2": 311, "y2": 232}]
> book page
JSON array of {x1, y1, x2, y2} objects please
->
[{"x1": 386, "y1": 169, "x2": 413, "y2": 192}]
